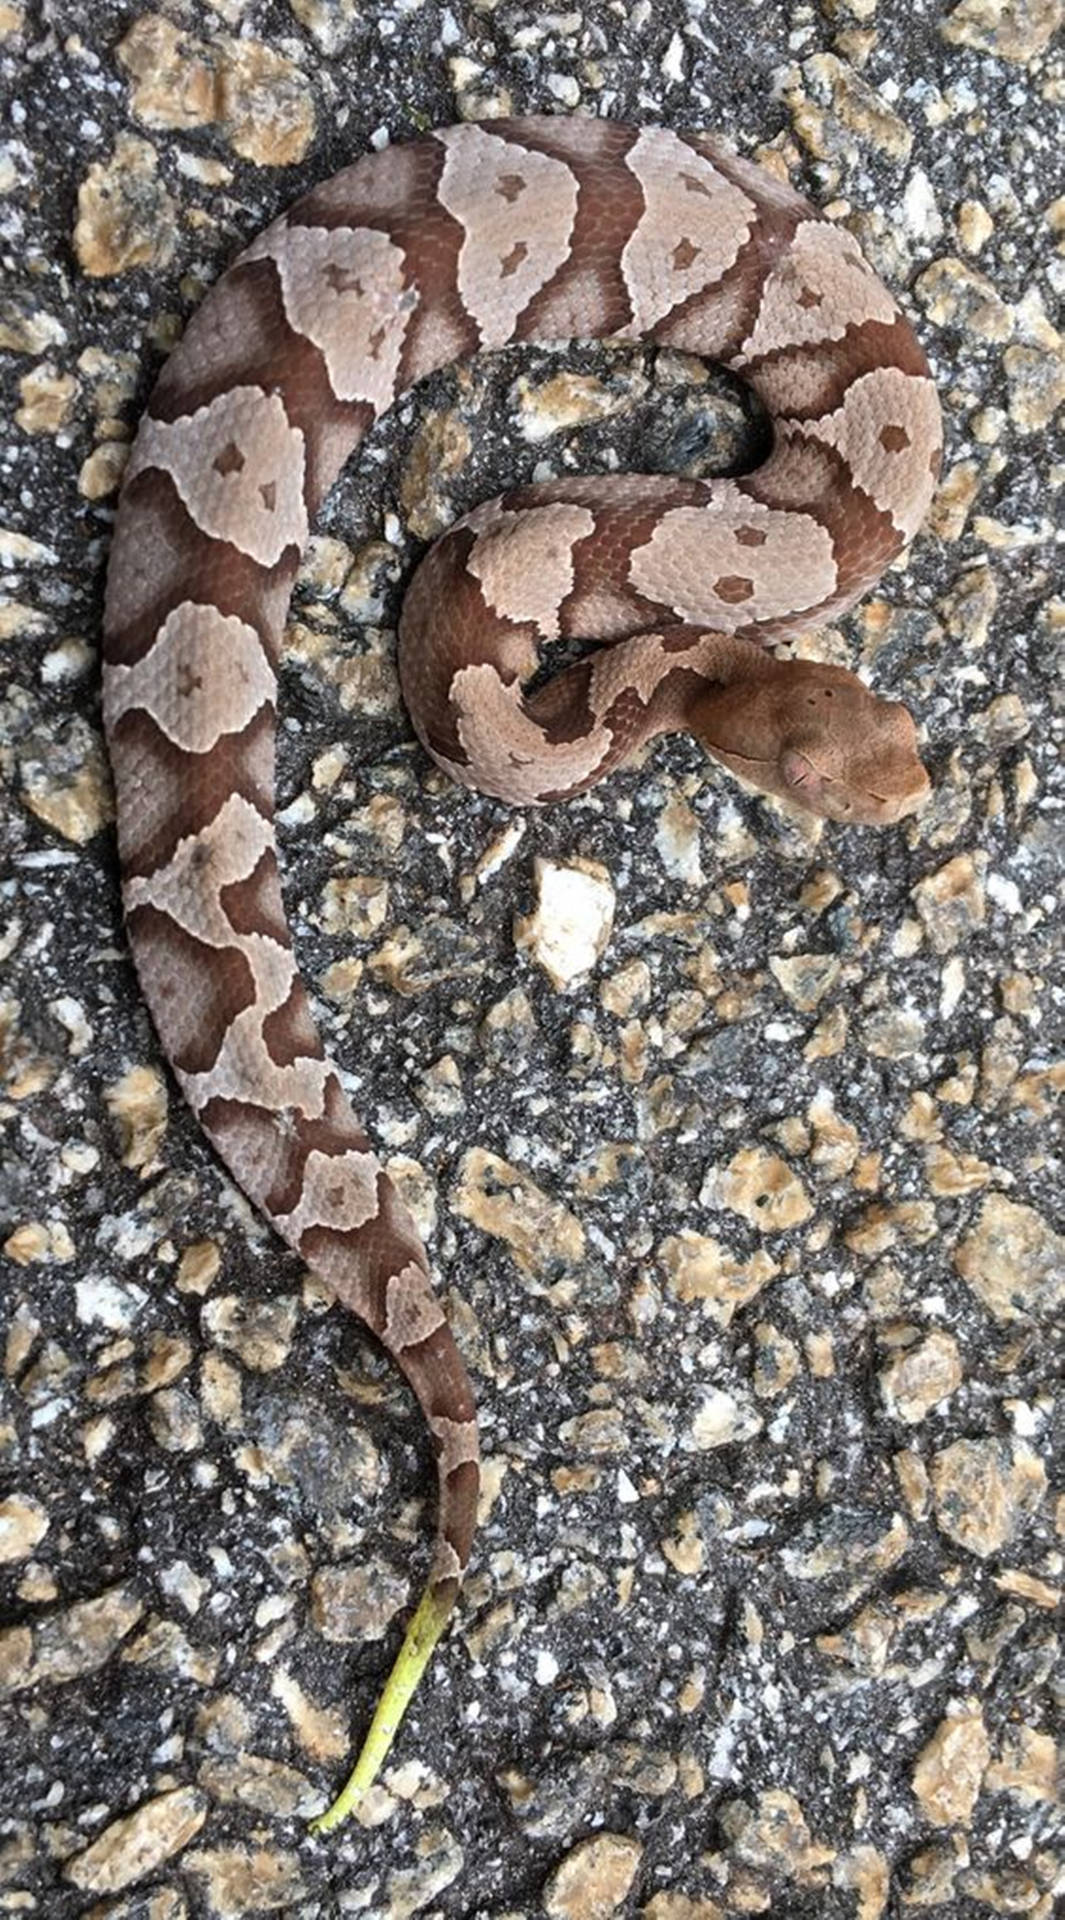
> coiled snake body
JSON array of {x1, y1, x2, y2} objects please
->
[{"x1": 103, "y1": 118, "x2": 941, "y2": 1831}]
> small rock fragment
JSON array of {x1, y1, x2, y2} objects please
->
[
  {"x1": 202, "y1": 1296, "x2": 298, "y2": 1372},
  {"x1": 702, "y1": 1146, "x2": 813, "y2": 1233},
  {"x1": 912, "y1": 854, "x2": 987, "y2": 954},
  {"x1": 515, "y1": 858, "x2": 615, "y2": 990},
  {"x1": 217, "y1": 39, "x2": 315, "y2": 168},
  {"x1": 66, "y1": 1787, "x2": 207, "y2": 1894},
  {"x1": 184, "y1": 1847, "x2": 307, "y2": 1917},
  {"x1": 930, "y1": 1438, "x2": 1047, "y2": 1557},
  {"x1": 311, "y1": 1558, "x2": 408, "y2": 1643},
  {"x1": 0, "y1": 1494, "x2": 49, "y2": 1562},
  {"x1": 955, "y1": 1195, "x2": 1065, "y2": 1321},
  {"x1": 544, "y1": 1832, "x2": 643, "y2": 1920},
  {"x1": 657, "y1": 1231, "x2": 778, "y2": 1326},
  {"x1": 74, "y1": 136, "x2": 178, "y2": 277},
  {"x1": 879, "y1": 1331, "x2": 963, "y2": 1424},
  {"x1": 452, "y1": 1148, "x2": 585, "y2": 1281},
  {"x1": 911, "y1": 1708, "x2": 990, "y2": 1827},
  {"x1": 941, "y1": 0, "x2": 1063, "y2": 63}
]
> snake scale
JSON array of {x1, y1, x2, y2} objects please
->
[{"x1": 102, "y1": 117, "x2": 942, "y2": 1832}]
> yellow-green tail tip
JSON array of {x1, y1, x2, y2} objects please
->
[{"x1": 308, "y1": 1581, "x2": 454, "y2": 1839}]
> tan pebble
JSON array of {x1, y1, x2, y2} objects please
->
[
  {"x1": 992, "y1": 1567, "x2": 1061, "y2": 1609},
  {"x1": 117, "y1": 13, "x2": 218, "y2": 130},
  {"x1": 16, "y1": 365, "x2": 77, "y2": 434},
  {"x1": 911, "y1": 1707, "x2": 990, "y2": 1827},
  {"x1": 807, "y1": 1087, "x2": 860, "y2": 1178},
  {"x1": 320, "y1": 955, "x2": 364, "y2": 1003},
  {"x1": 861, "y1": 1004, "x2": 926, "y2": 1059},
  {"x1": 911, "y1": 853, "x2": 986, "y2": 954},
  {"x1": 832, "y1": 1844, "x2": 890, "y2": 1920},
  {"x1": 657, "y1": 1231, "x2": 778, "y2": 1326},
  {"x1": 452, "y1": 1147, "x2": 585, "y2": 1280},
  {"x1": 384, "y1": 1828, "x2": 465, "y2": 1915},
  {"x1": 122, "y1": 1615, "x2": 220, "y2": 1686},
  {"x1": 148, "y1": 1387, "x2": 202, "y2": 1454},
  {"x1": 3, "y1": 1222, "x2": 55, "y2": 1266},
  {"x1": 217, "y1": 38, "x2": 315, "y2": 167},
  {"x1": 514, "y1": 857, "x2": 615, "y2": 991},
  {"x1": 79, "y1": 440, "x2": 130, "y2": 500},
  {"x1": 702, "y1": 1146, "x2": 812, "y2": 1232},
  {"x1": 1004, "y1": 343, "x2": 1065, "y2": 432},
  {"x1": 142, "y1": 1333, "x2": 191, "y2": 1393},
  {"x1": 2, "y1": 1583, "x2": 145, "y2": 1695},
  {"x1": 655, "y1": 793, "x2": 704, "y2": 885},
  {"x1": 66, "y1": 1787, "x2": 207, "y2": 1894},
  {"x1": 769, "y1": 951, "x2": 841, "y2": 1011},
  {"x1": 0, "y1": 305, "x2": 67, "y2": 354},
  {"x1": 927, "y1": 458, "x2": 982, "y2": 541},
  {"x1": 19, "y1": 719, "x2": 112, "y2": 843},
  {"x1": 288, "y1": 0, "x2": 363, "y2": 56},
  {"x1": 74, "y1": 136, "x2": 177, "y2": 277},
  {"x1": 514, "y1": 369, "x2": 625, "y2": 442},
  {"x1": 954, "y1": 1194, "x2": 1064, "y2": 1321},
  {"x1": 894, "y1": 1448, "x2": 932, "y2": 1520},
  {"x1": 198, "y1": 1752, "x2": 320, "y2": 1819},
  {"x1": 924, "y1": 1143, "x2": 993, "y2": 1195},
  {"x1": 879, "y1": 1330, "x2": 962, "y2": 1424},
  {"x1": 200, "y1": 1353, "x2": 242, "y2": 1429},
  {"x1": 661, "y1": 1510, "x2": 705, "y2": 1576},
  {"x1": 560, "y1": 1407, "x2": 628, "y2": 1456},
  {"x1": 0, "y1": 1494, "x2": 49, "y2": 1562},
  {"x1": 941, "y1": 0, "x2": 1063, "y2": 62},
  {"x1": 720, "y1": 1787, "x2": 835, "y2": 1877},
  {"x1": 184, "y1": 1847, "x2": 307, "y2": 1916},
  {"x1": 400, "y1": 409, "x2": 473, "y2": 540},
  {"x1": 317, "y1": 874, "x2": 389, "y2": 937},
  {"x1": 985, "y1": 1725, "x2": 1059, "y2": 1804},
  {"x1": 176, "y1": 1239, "x2": 222, "y2": 1296},
  {"x1": 544, "y1": 1832, "x2": 643, "y2": 1920},
  {"x1": 689, "y1": 1387, "x2": 763, "y2": 1450},
  {"x1": 797, "y1": 52, "x2": 913, "y2": 161},
  {"x1": 105, "y1": 1065, "x2": 168, "y2": 1170},
  {"x1": 202, "y1": 1295, "x2": 298, "y2": 1371},
  {"x1": 600, "y1": 958, "x2": 652, "y2": 1018},
  {"x1": 956, "y1": 198, "x2": 993, "y2": 253},
  {"x1": 311, "y1": 1558, "x2": 408, "y2": 1643},
  {"x1": 930, "y1": 1437, "x2": 1047, "y2": 1557},
  {"x1": 804, "y1": 1003, "x2": 848, "y2": 1059},
  {"x1": 915, "y1": 257, "x2": 1013, "y2": 342}
]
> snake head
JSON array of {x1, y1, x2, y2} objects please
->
[{"x1": 696, "y1": 661, "x2": 931, "y2": 827}]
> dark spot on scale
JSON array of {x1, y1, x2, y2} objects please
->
[
  {"x1": 797, "y1": 285, "x2": 823, "y2": 309},
  {"x1": 495, "y1": 173, "x2": 526, "y2": 203},
  {"x1": 501, "y1": 240, "x2": 529, "y2": 278},
  {"x1": 259, "y1": 481, "x2": 277, "y2": 512},
  {"x1": 213, "y1": 441, "x2": 245, "y2": 477},
  {"x1": 734, "y1": 525, "x2": 767, "y2": 547},
  {"x1": 880, "y1": 423, "x2": 911, "y2": 452},
  {"x1": 672, "y1": 237, "x2": 700, "y2": 271},
  {"x1": 714, "y1": 575, "x2": 755, "y2": 603},
  {"x1": 325, "y1": 264, "x2": 364, "y2": 297}
]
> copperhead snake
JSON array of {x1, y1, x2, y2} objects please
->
[{"x1": 102, "y1": 117, "x2": 942, "y2": 1833}]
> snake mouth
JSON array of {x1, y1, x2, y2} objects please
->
[
  {"x1": 704, "y1": 740, "x2": 930, "y2": 824},
  {"x1": 787, "y1": 751, "x2": 931, "y2": 823}
]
